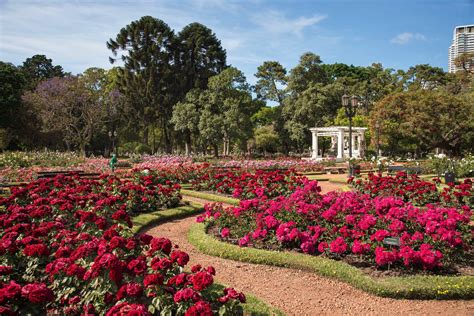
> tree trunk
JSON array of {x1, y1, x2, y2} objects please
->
[
  {"x1": 143, "y1": 126, "x2": 149, "y2": 145},
  {"x1": 80, "y1": 143, "x2": 86, "y2": 157},
  {"x1": 184, "y1": 131, "x2": 191, "y2": 156},
  {"x1": 213, "y1": 144, "x2": 219, "y2": 157}
]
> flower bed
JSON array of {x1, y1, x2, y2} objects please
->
[
  {"x1": 198, "y1": 180, "x2": 472, "y2": 273},
  {"x1": 350, "y1": 172, "x2": 473, "y2": 208},
  {"x1": 191, "y1": 169, "x2": 307, "y2": 199},
  {"x1": 0, "y1": 175, "x2": 245, "y2": 315}
]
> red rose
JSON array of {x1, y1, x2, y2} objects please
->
[
  {"x1": 143, "y1": 273, "x2": 164, "y2": 287},
  {"x1": 185, "y1": 301, "x2": 213, "y2": 316},
  {"x1": 21, "y1": 283, "x2": 54, "y2": 304},
  {"x1": 192, "y1": 271, "x2": 213, "y2": 291},
  {"x1": 170, "y1": 250, "x2": 189, "y2": 267}
]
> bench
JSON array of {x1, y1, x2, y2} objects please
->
[{"x1": 387, "y1": 165, "x2": 422, "y2": 175}]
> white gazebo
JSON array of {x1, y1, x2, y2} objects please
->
[{"x1": 309, "y1": 126, "x2": 367, "y2": 161}]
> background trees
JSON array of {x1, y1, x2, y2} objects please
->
[{"x1": 0, "y1": 15, "x2": 472, "y2": 157}]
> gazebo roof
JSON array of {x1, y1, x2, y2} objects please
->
[{"x1": 309, "y1": 126, "x2": 367, "y2": 132}]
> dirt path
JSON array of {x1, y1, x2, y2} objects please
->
[{"x1": 145, "y1": 214, "x2": 474, "y2": 315}]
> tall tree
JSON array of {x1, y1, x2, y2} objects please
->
[
  {"x1": 403, "y1": 64, "x2": 447, "y2": 90},
  {"x1": 107, "y1": 16, "x2": 177, "y2": 152},
  {"x1": 254, "y1": 61, "x2": 287, "y2": 104},
  {"x1": 21, "y1": 54, "x2": 64, "y2": 90},
  {"x1": 197, "y1": 67, "x2": 258, "y2": 156},
  {"x1": 0, "y1": 62, "x2": 26, "y2": 149},
  {"x1": 170, "y1": 89, "x2": 202, "y2": 155},
  {"x1": 177, "y1": 22, "x2": 227, "y2": 93},
  {"x1": 287, "y1": 52, "x2": 328, "y2": 94}
]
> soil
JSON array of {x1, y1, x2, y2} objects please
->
[{"x1": 145, "y1": 212, "x2": 474, "y2": 315}]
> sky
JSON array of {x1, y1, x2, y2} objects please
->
[{"x1": 1, "y1": 0, "x2": 473, "y2": 84}]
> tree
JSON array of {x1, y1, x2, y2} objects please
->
[
  {"x1": 254, "y1": 125, "x2": 279, "y2": 154},
  {"x1": 403, "y1": 64, "x2": 447, "y2": 90},
  {"x1": 0, "y1": 62, "x2": 26, "y2": 149},
  {"x1": 283, "y1": 81, "x2": 344, "y2": 149},
  {"x1": 197, "y1": 67, "x2": 258, "y2": 156},
  {"x1": 177, "y1": 23, "x2": 227, "y2": 93},
  {"x1": 107, "y1": 16, "x2": 177, "y2": 152},
  {"x1": 171, "y1": 89, "x2": 202, "y2": 155},
  {"x1": 287, "y1": 52, "x2": 328, "y2": 94},
  {"x1": 21, "y1": 54, "x2": 64, "y2": 90},
  {"x1": 22, "y1": 76, "x2": 105, "y2": 155},
  {"x1": 254, "y1": 61, "x2": 287, "y2": 104},
  {"x1": 454, "y1": 52, "x2": 474, "y2": 74},
  {"x1": 370, "y1": 90, "x2": 473, "y2": 156}
]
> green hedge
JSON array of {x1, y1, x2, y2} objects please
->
[
  {"x1": 188, "y1": 223, "x2": 474, "y2": 300},
  {"x1": 181, "y1": 189, "x2": 240, "y2": 206},
  {"x1": 131, "y1": 202, "x2": 204, "y2": 234},
  {"x1": 131, "y1": 204, "x2": 283, "y2": 315}
]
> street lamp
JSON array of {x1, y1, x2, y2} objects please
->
[
  {"x1": 342, "y1": 94, "x2": 358, "y2": 158},
  {"x1": 108, "y1": 130, "x2": 117, "y2": 154}
]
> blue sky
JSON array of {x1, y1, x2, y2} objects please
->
[{"x1": 1, "y1": 0, "x2": 472, "y2": 84}]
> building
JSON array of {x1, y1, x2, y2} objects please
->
[{"x1": 448, "y1": 25, "x2": 474, "y2": 73}]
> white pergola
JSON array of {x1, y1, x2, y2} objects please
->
[{"x1": 309, "y1": 126, "x2": 367, "y2": 161}]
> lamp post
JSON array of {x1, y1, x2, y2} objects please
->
[
  {"x1": 108, "y1": 130, "x2": 117, "y2": 154},
  {"x1": 342, "y1": 94, "x2": 358, "y2": 158}
]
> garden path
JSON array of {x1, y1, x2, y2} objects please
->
[{"x1": 145, "y1": 212, "x2": 474, "y2": 315}]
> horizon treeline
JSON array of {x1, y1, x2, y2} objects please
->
[{"x1": 1, "y1": 16, "x2": 473, "y2": 157}]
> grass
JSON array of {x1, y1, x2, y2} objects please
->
[
  {"x1": 203, "y1": 283, "x2": 284, "y2": 316},
  {"x1": 181, "y1": 189, "x2": 240, "y2": 206},
  {"x1": 188, "y1": 223, "x2": 474, "y2": 300},
  {"x1": 131, "y1": 203, "x2": 282, "y2": 315},
  {"x1": 131, "y1": 202, "x2": 204, "y2": 234}
]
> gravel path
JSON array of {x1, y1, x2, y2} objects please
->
[{"x1": 145, "y1": 213, "x2": 474, "y2": 315}]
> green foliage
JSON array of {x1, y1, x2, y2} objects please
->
[
  {"x1": 0, "y1": 62, "x2": 26, "y2": 133},
  {"x1": 370, "y1": 89, "x2": 474, "y2": 156},
  {"x1": 254, "y1": 125, "x2": 279, "y2": 153},
  {"x1": 21, "y1": 54, "x2": 64, "y2": 91},
  {"x1": 189, "y1": 223, "x2": 474, "y2": 300},
  {"x1": 254, "y1": 61, "x2": 287, "y2": 103},
  {"x1": 0, "y1": 151, "x2": 85, "y2": 168},
  {"x1": 180, "y1": 189, "x2": 240, "y2": 205}
]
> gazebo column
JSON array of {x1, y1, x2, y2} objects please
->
[
  {"x1": 359, "y1": 132, "x2": 365, "y2": 157},
  {"x1": 311, "y1": 131, "x2": 319, "y2": 159},
  {"x1": 337, "y1": 129, "x2": 344, "y2": 159}
]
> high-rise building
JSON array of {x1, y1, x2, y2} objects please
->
[{"x1": 448, "y1": 25, "x2": 474, "y2": 73}]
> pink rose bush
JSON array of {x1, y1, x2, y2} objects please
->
[
  {"x1": 200, "y1": 180, "x2": 472, "y2": 271},
  {"x1": 192, "y1": 169, "x2": 308, "y2": 199},
  {"x1": 0, "y1": 175, "x2": 245, "y2": 315}
]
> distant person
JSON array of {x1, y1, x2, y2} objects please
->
[{"x1": 109, "y1": 154, "x2": 118, "y2": 172}]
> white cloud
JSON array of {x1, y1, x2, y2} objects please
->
[
  {"x1": 390, "y1": 32, "x2": 427, "y2": 45},
  {"x1": 252, "y1": 10, "x2": 327, "y2": 37}
]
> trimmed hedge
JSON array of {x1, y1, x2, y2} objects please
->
[
  {"x1": 181, "y1": 189, "x2": 240, "y2": 206},
  {"x1": 131, "y1": 204, "x2": 283, "y2": 315},
  {"x1": 188, "y1": 223, "x2": 474, "y2": 300},
  {"x1": 131, "y1": 202, "x2": 204, "y2": 234}
]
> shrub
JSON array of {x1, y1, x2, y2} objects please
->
[
  {"x1": 198, "y1": 180, "x2": 472, "y2": 272},
  {"x1": 0, "y1": 175, "x2": 245, "y2": 314}
]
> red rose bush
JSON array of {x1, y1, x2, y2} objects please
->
[
  {"x1": 0, "y1": 175, "x2": 245, "y2": 315},
  {"x1": 198, "y1": 180, "x2": 472, "y2": 272},
  {"x1": 350, "y1": 172, "x2": 473, "y2": 208},
  {"x1": 192, "y1": 169, "x2": 306, "y2": 199}
]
